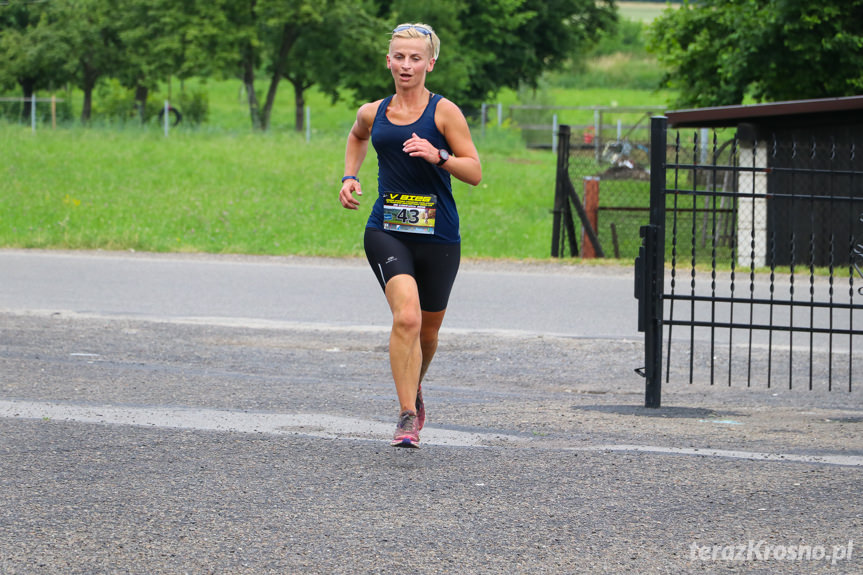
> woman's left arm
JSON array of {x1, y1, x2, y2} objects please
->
[
  {"x1": 436, "y1": 99, "x2": 482, "y2": 186},
  {"x1": 402, "y1": 98, "x2": 482, "y2": 186}
]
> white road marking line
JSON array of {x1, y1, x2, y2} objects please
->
[
  {"x1": 2, "y1": 399, "x2": 862, "y2": 466},
  {"x1": 0, "y1": 308, "x2": 595, "y2": 340},
  {"x1": 0, "y1": 400, "x2": 519, "y2": 448},
  {"x1": 571, "y1": 444, "x2": 863, "y2": 467}
]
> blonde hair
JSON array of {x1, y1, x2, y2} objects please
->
[{"x1": 390, "y1": 22, "x2": 440, "y2": 61}]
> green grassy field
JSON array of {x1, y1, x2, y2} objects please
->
[
  {"x1": 2, "y1": 78, "x2": 672, "y2": 261},
  {"x1": 1, "y1": 121, "x2": 560, "y2": 259}
]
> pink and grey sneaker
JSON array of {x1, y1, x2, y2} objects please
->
[
  {"x1": 415, "y1": 384, "x2": 425, "y2": 430},
  {"x1": 391, "y1": 409, "x2": 420, "y2": 448}
]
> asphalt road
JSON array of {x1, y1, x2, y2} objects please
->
[
  {"x1": 0, "y1": 249, "x2": 640, "y2": 339},
  {"x1": 1, "y1": 250, "x2": 862, "y2": 574}
]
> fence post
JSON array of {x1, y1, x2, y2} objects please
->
[
  {"x1": 593, "y1": 109, "x2": 601, "y2": 163},
  {"x1": 552, "y1": 114, "x2": 558, "y2": 154},
  {"x1": 31, "y1": 93, "x2": 36, "y2": 133},
  {"x1": 642, "y1": 116, "x2": 667, "y2": 407},
  {"x1": 164, "y1": 100, "x2": 170, "y2": 136},
  {"x1": 552, "y1": 125, "x2": 577, "y2": 257},
  {"x1": 582, "y1": 177, "x2": 600, "y2": 258},
  {"x1": 551, "y1": 125, "x2": 567, "y2": 257}
]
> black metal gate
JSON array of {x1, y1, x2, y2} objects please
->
[{"x1": 635, "y1": 116, "x2": 863, "y2": 407}]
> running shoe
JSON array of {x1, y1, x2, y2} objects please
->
[
  {"x1": 391, "y1": 409, "x2": 420, "y2": 448},
  {"x1": 415, "y1": 383, "x2": 425, "y2": 430}
]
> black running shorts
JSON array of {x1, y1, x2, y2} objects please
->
[{"x1": 363, "y1": 227, "x2": 461, "y2": 312}]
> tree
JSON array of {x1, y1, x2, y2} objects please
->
[
  {"x1": 227, "y1": 0, "x2": 341, "y2": 131},
  {"x1": 250, "y1": 0, "x2": 615, "y2": 131},
  {"x1": 0, "y1": 0, "x2": 617, "y2": 129},
  {"x1": 114, "y1": 0, "x2": 238, "y2": 120},
  {"x1": 223, "y1": 0, "x2": 263, "y2": 129},
  {"x1": 648, "y1": 0, "x2": 863, "y2": 108},
  {"x1": 49, "y1": 0, "x2": 122, "y2": 122},
  {"x1": 336, "y1": 0, "x2": 617, "y2": 116},
  {"x1": 286, "y1": 0, "x2": 384, "y2": 131},
  {"x1": 0, "y1": 0, "x2": 73, "y2": 118}
]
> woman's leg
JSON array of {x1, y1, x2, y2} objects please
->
[
  {"x1": 384, "y1": 274, "x2": 423, "y2": 413},
  {"x1": 419, "y1": 309, "x2": 446, "y2": 384},
  {"x1": 384, "y1": 283, "x2": 447, "y2": 413}
]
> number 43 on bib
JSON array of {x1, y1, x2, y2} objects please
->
[{"x1": 382, "y1": 192, "x2": 437, "y2": 235}]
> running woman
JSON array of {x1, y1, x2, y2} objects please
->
[{"x1": 338, "y1": 22, "x2": 482, "y2": 447}]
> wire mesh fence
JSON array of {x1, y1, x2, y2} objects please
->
[{"x1": 550, "y1": 109, "x2": 661, "y2": 260}]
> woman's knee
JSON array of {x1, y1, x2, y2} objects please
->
[
  {"x1": 392, "y1": 304, "x2": 422, "y2": 335},
  {"x1": 386, "y1": 275, "x2": 422, "y2": 335}
]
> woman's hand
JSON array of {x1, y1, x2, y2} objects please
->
[
  {"x1": 339, "y1": 178, "x2": 362, "y2": 210},
  {"x1": 402, "y1": 132, "x2": 439, "y2": 164}
]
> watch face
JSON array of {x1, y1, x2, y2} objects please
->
[{"x1": 439, "y1": 149, "x2": 449, "y2": 163}]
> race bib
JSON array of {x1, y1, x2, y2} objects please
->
[{"x1": 382, "y1": 192, "x2": 437, "y2": 235}]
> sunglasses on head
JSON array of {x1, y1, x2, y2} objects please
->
[{"x1": 392, "y1": 24, "x2": 432, "y2": 36}]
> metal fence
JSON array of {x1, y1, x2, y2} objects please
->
[
  {"x1": 551, "y1": 119, "x2": 655, "y2": 260},
  {"x1": 635, "y1": 116, "x2": 863, "y2": 407},
  {"x1": 508, "y1": 104, "x2": 663, "y2": 153},
  {"x1": 0, "y1": 95, "x2": 67, "y2": 131}
]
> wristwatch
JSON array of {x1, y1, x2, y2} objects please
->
[{"x1": 437, "y1": 149, "x2": 450, "y2": 166}]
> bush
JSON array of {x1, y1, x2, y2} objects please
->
[
  {"x1": 91, "y1": 79, "x2": 209, "y2": 126},
  {"x1": 93, "y1": 79, "x2": 137, "y2": 123},
  {"x1": 176, "y1": 87, "x2": 208, "y2": 125}
]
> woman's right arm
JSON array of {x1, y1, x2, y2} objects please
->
[{"x1": 339, "y1": 102, "x2": 377, "y2": 210}]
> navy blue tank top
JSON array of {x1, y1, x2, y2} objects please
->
[{"x1": 366, "y1": 93, "x2": 459, "y2": 244}]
